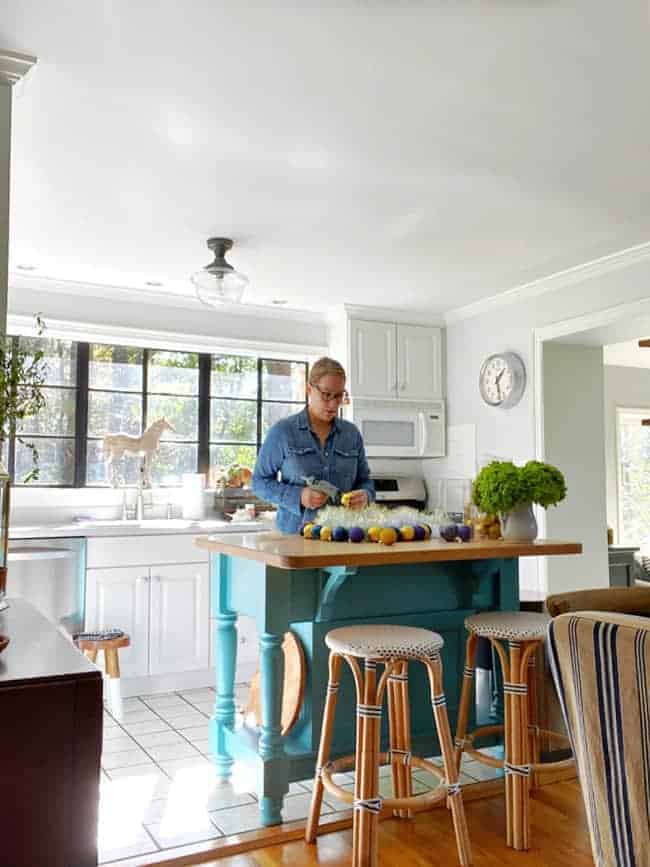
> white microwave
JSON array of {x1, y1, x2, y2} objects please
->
[{"x1": 349, "y1": 399, "x2": 446, "y2": 458}]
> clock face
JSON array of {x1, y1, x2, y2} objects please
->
[{"x1": 479, "y1": 352, "x2": 526, "y2": 408}]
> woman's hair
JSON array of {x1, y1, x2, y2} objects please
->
[{"x1": 308, "y1": 356, "x2": 346, "y2": 386}]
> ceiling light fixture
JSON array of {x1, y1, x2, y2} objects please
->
[
  {"x1": 15, "y1": 264, "x2": 36, "y2": 271},
  {"x1": 272, "y1": 299, "x2": 288, "y2": 306},
  {"x1": 191, "y1": 237, "x2": 248, "y2": 306},
  {"x1": 145, "y1": 280, "x2": 164, "y2": 288}
]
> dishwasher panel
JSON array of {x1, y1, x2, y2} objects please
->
[{"x1": 7, "y1": 537, "x2": 86, "y2": 635}]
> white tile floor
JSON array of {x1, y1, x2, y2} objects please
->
[{"x1": 98, "y1": 687, "x2": 504, "y2": 864}]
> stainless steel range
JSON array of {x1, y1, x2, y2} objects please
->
[{"x1": 371, "y1": 474, "x2": 427, "y2": 510}]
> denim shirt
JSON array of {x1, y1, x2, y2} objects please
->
[{"x1": 252, "y1": 407, "x2": 375, "y2": 534}]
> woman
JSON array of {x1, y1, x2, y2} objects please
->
[{"x1": 252, "y1": 357, "x2": 375, "y2": 534}]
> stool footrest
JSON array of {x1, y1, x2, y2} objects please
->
[{"x1": 321, "y1": 752, "x2": 452, "y2": 813}]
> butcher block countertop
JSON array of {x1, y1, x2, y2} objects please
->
[{"x1": 195, "y1": 531, "x2": 582, "y2": 569}]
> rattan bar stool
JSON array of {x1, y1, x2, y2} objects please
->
[
  {"x1": 454, "y1": 611, "x2": 574, "y2": 851},
  {"x1": 305, "y1": 624, "x2": 472, "y2": 867}
]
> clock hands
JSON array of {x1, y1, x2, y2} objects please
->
[{"x1": 495, "y1": 368, "x2": 505, "y2": 400}]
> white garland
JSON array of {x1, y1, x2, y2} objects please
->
[{"x1": 312, "y1": 504, "x2": 448, "y2": 536}]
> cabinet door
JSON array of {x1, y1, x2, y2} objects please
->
[
  {"x1": 85, "y1": 567, "x2": 150, "y2": 677},
  {"x1": 349, "y1": 319, "x2": 397, "y2": 399},
  {"x1": 397, "y1": 324, "x2": 442, "y2": 401},
  {"x1": 149, "y1": 563, "x2": 209, "y2": 675}
]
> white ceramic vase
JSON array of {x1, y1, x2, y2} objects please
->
[{"x1": 500, "y1": 502, "x2": 538, "y2": 542}]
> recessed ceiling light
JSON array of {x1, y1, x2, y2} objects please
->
[
  {"x1": 15, "y1": 264, "x2": 36, "y2": 271},
  {"x1": 145, "y1": 280, "x2": 164, "y2": 287},
  {"x1": 272, "y1": 299, "x2": 288, "y2": 306}
]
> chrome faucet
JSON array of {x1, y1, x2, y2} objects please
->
[{"x1": 136, "y1": 477, "x2": 145, "y2": 522}]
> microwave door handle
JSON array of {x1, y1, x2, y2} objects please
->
[{"x1": 418, "y1": 412, "x2": 428, "y2": 456}]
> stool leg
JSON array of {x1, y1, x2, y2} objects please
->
[
  {"x1": 507, "y1": 640, "x2": 530, "y2": 852},
  {"x1": 527, "y1": 648, "x2": 540, "y2": 791},
  {"x1": 83, "y1": 648, "x2": 98, "y2": 663},
  {"x1": 305, "y1": 652, "x2": 342, "y2": 843},
  {"x1": 104, "y1": 648, "x2": 123, "y2": 721},
  {"x1": 387, "y1": 660, "x2": 411, "y2": 818},
  {"x1": 354, "y1": 658, "x2": 381, "y2": 867},
  {"x1": 454, "y1": 632, "x2": 478, "y2": 775},
  {"x1": 424, "y1": 655, "x2": 473, "y2": 867}
]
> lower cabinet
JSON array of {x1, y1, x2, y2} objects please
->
[{"x1": 85, "y1": 536, "x2": 210, "y2": 680}]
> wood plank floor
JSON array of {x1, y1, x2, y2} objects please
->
[{"x1": 195, "y1": 782, "x2": 594, "y2": 866}]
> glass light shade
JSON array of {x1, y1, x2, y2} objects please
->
[{"x1": 191, "y1": 267, "x2": 249, "y2": 306}]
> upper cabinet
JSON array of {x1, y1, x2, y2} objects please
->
[{"x1": 348, "y1": 318, "x2": 443, "y2": 402}]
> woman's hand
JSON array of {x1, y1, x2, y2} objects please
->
[
  {"x1": 301, "y1": 487, "x2": 329, "y2": 510},
  {"x1": 342, "y1": 490, "x2": 369, "y2": 510}
]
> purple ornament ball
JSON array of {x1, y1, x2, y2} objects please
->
[
  {"x1": 413, "y1": 525, "x2": 426, "y2": 541},
  {"x1": 440, "y1": 524, "x2": 458, "y2": 542},
  {"x1": 349, "y1": 526, "x2": 365, "y2": 543},
  {"x1": 457, "y1": 524, "x2": 472, "y2": 542}
]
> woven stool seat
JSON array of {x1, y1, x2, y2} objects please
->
[
  {"x1": 465, "y1": 611, "x2": 550, "y2": 641},
  {"x1": 325, "y1": 624, "x2": 444, "y2": 660}
]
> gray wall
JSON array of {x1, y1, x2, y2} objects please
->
[{"x1": 543, "y1": 342, "x2": 608, "y2": 593}]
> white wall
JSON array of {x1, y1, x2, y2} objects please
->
[
  {"x1": 9, "y1": 283, "x2": 329, "y2": 354},
  {"x1": 603, "y1": 365, "x2": 650, "y2": 542},
  {"x1": 445, "y1": 254, "x2": 650, "y2": 595},
  {"x1": 542, "y1": 342, "x2": 608, "y2": 593}
]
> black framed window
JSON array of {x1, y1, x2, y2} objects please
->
[
  {"x1": 7, "y1": 336, "x2": 308, "y2": 487},
  {"x1": 12, "y1": 336, "x2": 78, "y2": 486}
]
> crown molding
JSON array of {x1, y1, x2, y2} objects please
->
[
  {"x1": 327, "y1": 303, "x2": 445, "y2": 327},
  {"x1": 444, "y1": 240, "x2": 650, "y2": 325},
  {"x1": 7, "y1": 313, "x2": 327, "y2": 360},
  {"x1": 9, "y1": 272, "x2": 326, "y2": 325},
  {"x1": 0, "y1": 50, "x2": 37, "y2": 86}
]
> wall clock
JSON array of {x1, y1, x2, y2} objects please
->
[{"x1": 479, "y1": 352, "x2": 526, "y2": 408}]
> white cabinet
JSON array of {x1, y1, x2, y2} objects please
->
[
  {"x1": 349, "y1": 319, "x2": 397, "y2": 400},
  {"x1": 85, "y1": 535, "x2": 210, "y2": 681},
  {"x1": 149, "y1": 563, "x2": 209, "y2": 675},
  {"x1": 348, "y1": 318, "x2": 442, "y2": 401},
  {"x1": 85, "y1": 566, "x2": 150, "y2": 677},
  {"x1": 397, "y1": 324, "x2": 442, "y2": 401}
]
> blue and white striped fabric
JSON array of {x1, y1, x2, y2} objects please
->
[{"x1": 548, "y1": 611, "x2": 650, "y2": 867}]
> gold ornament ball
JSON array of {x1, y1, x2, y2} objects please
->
[
  {"x1": 367, "y1": 526, "x2": 382, "y2": 543},
  {"x1": 379, "y1": 528, "x2": 398, "y2": 546},
  {"x1": 399, "y1": 525, "x2": 415, "y2": 541},
  {"x1": 303, "y1": 523, "x2": 314, "y2": 539},
  {"x1": 320, "y1": 526, "x2": 332, "y2": 542}
]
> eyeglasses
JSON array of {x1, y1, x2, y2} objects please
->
[{"x1": 311, "y1": 383, "x2": 350, "y2": 404}]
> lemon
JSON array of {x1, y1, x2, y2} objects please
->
[
  {"x1": 320, "y1": 526, "x2": 332, "y2": 542},
  {"x1": 379, "y1": 528, "x2": 398, "y2": 546},
  {"x1": 367, "y1": 526, "x2": 382, "y2": 543},
  {"x1": 399, "y1": 525, "x2": 415, "y2": 541}
]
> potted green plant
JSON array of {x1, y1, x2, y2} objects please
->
[{"x1": 472, "y1": 459, "x2": 566, "y2": 541}]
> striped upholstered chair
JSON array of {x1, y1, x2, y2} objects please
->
[{"x1": 548, "y1": 611, "x2": 650, "y2": 867}]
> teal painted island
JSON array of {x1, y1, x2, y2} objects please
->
[{"x1": 195, "y1": 531, "x2": 581, "y2": 827}]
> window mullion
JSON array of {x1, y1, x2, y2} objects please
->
[
  {"x1": 6, "y1": 336, "x2": 18, "y2": 481},
  {"x1": 256, "y1": 358, "x2": 263, "y2": 452},
  {"x1": 198, "y1": 354, "x2": 211, "y2": 476},
  {"x1": 75, "y1": 342, "x2": 89, "y2": 487},
  {"x1": 142, "y1": 348, "x2": 149, "y2": 432}
]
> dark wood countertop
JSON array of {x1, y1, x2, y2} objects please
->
[
  {"x1": 195, "y1": 531, "x2": 583, "y2": 570},
  {"x1": 0, "y1": 598, "x2": 100, "y2": 688}
]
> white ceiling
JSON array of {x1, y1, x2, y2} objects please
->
[{"x1": 4, "y1": 1, "x2": 650, "y2": 314}]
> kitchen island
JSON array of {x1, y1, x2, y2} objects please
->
[{"x1": 195, "y1": 532, "x2": 581, "y2": 826}]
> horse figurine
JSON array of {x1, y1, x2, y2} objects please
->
[{"x1": 102, "y1": 417, "x2": 175, "y2": 487}]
